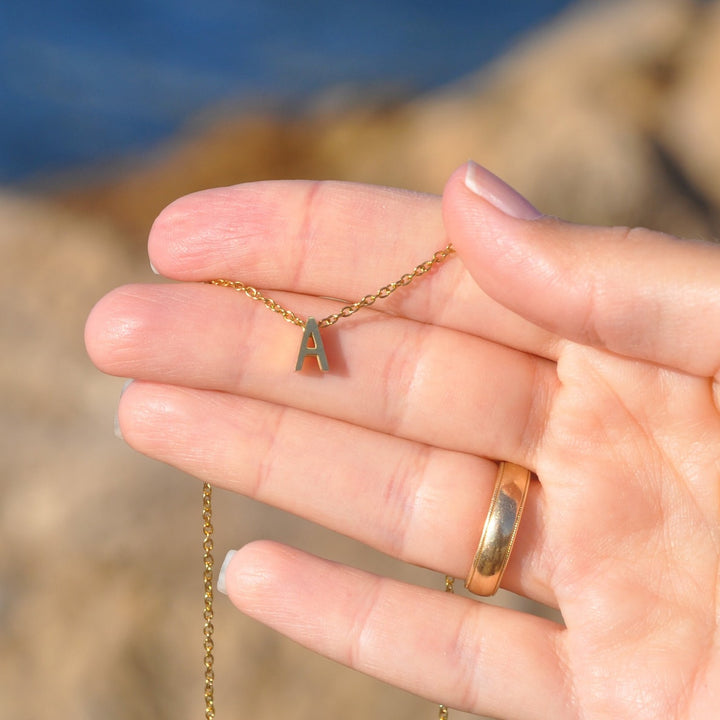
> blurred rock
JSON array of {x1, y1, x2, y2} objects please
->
[
  {"x1": 56, "y1": 0, "x2": 719, "y2": 242},
  {"x1": 661, "y1": 0, "x2": 720, "y2": 211},
  {"x1": 3, "y1": 1, "x2": 720, "y2": 719}
]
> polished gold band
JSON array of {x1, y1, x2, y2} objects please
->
[{"x1": 465, "y1": 461, "x2": 532, "y2": 596}]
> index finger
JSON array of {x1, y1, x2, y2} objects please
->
[{"x1": 148, "y1": 179, "x2": 558, "y2": 360}]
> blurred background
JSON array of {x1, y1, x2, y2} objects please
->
[{"x1": 1, "y1": 0, "x2": 719, "y2": 718}]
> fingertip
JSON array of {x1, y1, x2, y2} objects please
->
[
  {"x1": 219, "y1": 540, "x2": 286, "y2": 607},
  {"x1": 146, "y1": 192, "x2": 197, "y2": 279},
  {"x1": 148, "y1": 186, "x2": 235, "y2": 279},
  {"x1": 441, "y1": 163, "x2": 578, "y2": 345},
  {"x1": 115, "y1": 380, "x2": 178, "y2": 453},
  {"x1": 442, "y1": 163, "x2": 549, "y2": 294},
  {"x1": 442, "y1": 161, "x2": 548, "y2": 281},
  {"x1": 443, "y1": 161, "x2": 542, "y2": 223},
  {"x1": 85, "y1": 285, "x2": 142, "y2": 373}
]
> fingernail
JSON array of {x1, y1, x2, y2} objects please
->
[
  {"x1": 217, "y1": 549, "x2": 237, "y2": 595},
  {"x1": 113, "y1": 414, "x2": 123, "y2": 440},
  {"x1": 464, "y1": 161, "x2": 542, "y2": 220},
  {"x1": 149, "y1": 260, "x2": 160, "y2": 275},
  {"x1": 114, "y1": 379, "x2": 134, "y2": 440}
]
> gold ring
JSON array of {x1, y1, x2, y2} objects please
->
[{"x1": 465, "y1": 461, "x2": 532, "y2": 596}]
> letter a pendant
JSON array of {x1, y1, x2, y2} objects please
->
[{"x1": 295, "y1": 317, "x2": 329, "y2": 371}]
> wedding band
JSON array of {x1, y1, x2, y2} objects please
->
[{"x1": 465, "y1": 461, "x2": 532, "y2": 596}]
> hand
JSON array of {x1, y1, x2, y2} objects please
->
[{"x1": 85, "y1": 162, "x2": 720, "y2": 720}]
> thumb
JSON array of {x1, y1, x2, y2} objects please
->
[{"x1": 442, "y1": 161, "x2": 720, "y2": 379}]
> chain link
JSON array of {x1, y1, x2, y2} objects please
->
[
  {"x1": 206, "y1": 279, "x2": 306, "y2": 329},
  {"x1": 208, "y1": 244, "x2": 455, "y2": 329},
  {"x1": 202, "y1": 482, "x2": 216, "y2": 720}
]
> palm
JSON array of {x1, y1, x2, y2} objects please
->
[
  {"x1": 86, "y1": 170, "x2": 720, "y2": 719},
  {"x1": 539, "y1": 343, "x2": 719, "y2": 718}
]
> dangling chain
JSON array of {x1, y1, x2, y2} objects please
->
[
  {"x1": 438, "y1": 575, "x2": 455, "y2": 719},
  {"x1": 202, "y1": 244, "x2": 457, "y2": 718},
  {"x1": 202, "y1": 482, "x2": 215, "y2": 720},
  {"x1": 202, "y1": 486, "x2": 455, "y2": 719}
]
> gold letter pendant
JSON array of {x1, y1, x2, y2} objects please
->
[{"x1": 295, "y1": 317, "x2": 329, "y2": 371}]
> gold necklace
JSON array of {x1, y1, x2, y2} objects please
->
[
  {"x1": 208, "y1": 243, "x2": 455, "y2": 371},
  {"x1": 201, "y1": 243, "x2": 456, "y2": 719}
]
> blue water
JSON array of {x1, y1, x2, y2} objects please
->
[{"x1": 0, "y1": 0, "x2": 577, "y2": 183}]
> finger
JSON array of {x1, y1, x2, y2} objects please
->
[
  {"x1": 442, "y1": 161, "x2": 720, "y2": 379},
  {"x1": 86, "y1": 283, "x2": 558, "y2": 469},
  {"x1": 148, "y1": 180, "x2": 558, "y2": 360},
  {"x1": 221, "y1": 541, "x2": 570, "y2": 720},
  {"x1": 118, "y1": 382, "x2": 553, "y2": 606}
]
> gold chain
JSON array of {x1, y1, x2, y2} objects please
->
[
  {"x1": 438, "y1": 576, "x2": 455, "y2": 720},
  {"x1": 207, "y1": 244, "x2": 455, "y2": 328},
  {"x1": 202, "y1": 482, "x2": 215, "y2": 720},
  {"x1": 201, "y1": 244, "x2": 457, "y2": 718},
  {"x1": 202, "y1": 488, "x2": 455, "y2": 720}
]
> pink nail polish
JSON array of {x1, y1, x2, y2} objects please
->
[{"x1": 464, "y1": 161, "x2": 542, "y2": 220}]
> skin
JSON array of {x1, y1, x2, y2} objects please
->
[{"x1": 85, "y1": 162, "x2": 720, "y2": 719}]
